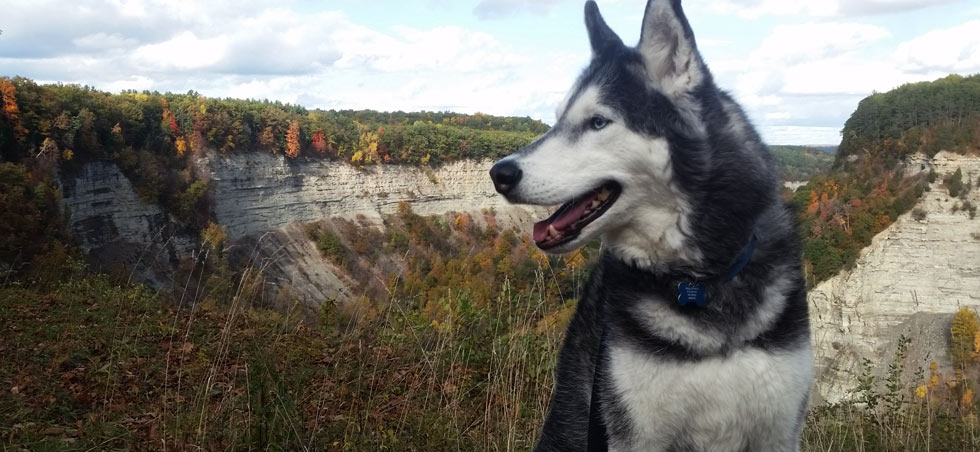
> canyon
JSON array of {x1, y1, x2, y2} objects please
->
[
  {"x1": 60, "y1": 152, "x2": 543, "y2": 304},
  {"x1": 59, "y1": 150, "x2": 980, "y2": 404}
]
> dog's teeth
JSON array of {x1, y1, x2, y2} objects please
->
[
  {"x1": 598, "y1": 190, "x2": 610, "y2": 201},
  {"x1": 591, "y1": 200, "x2": 601, "y2": 209},
  {"x1": 548, "y1": 225, "x2": 559, "y2": 238}
]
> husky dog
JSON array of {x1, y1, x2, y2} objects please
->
[{"x1": 489, "y1": 1, "x2": 812, "y2": 451}]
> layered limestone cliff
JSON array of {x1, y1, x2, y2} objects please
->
[
  {"x1": 61, "y1": 153, "x2": 540, "y2": 304},
  {"x1": 60, "y1": 162, "x2": 198, "y2": 288},
  {"x1": 203, "y1": 153, "x2": 521, "y2": 240},
  {"x1": 810, "y1": 151, "x2": 980, "y2": 404}
]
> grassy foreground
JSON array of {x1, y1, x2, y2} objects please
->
[
  {"x1": 3, "y1": 269, "x2": 980, "y2": 451},
  {"x1": 0, "y1": 264, "x2": 565, "y2": 451}
]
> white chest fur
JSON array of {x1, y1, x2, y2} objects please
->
[{"x1": 606, "y1": 343, "x2": 813, "y2": 452}]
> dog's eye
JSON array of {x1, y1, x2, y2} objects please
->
[{"x1": 590, "y1": 116, "x2": 609, "y2": 131}]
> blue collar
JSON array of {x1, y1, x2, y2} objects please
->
[{"x1": 676, "y1": 235, "x2": 757, "y2": 308}]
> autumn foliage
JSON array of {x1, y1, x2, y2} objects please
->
[
  {"x1": 951, "y1": 307, "x2": 980, "y2": 369},
  {"x1": 793, "y1": 164, "x2": 926, "y2": 284},
  {"x1": 285, "y1": 120, "x2": 300, "y2": 158},
  {"x1": 306, "y1": 202, "x2": 595, "y2": 329},
  {"x1": 0, "y1": 76, "x2": 546, "y2": 167},
  {"x1": 790, "y1": 75, "x2": 980, "y2": 285}
]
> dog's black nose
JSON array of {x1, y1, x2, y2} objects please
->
[{"x1": 490, "y1": 160, "x2": 522, "y2": 195}]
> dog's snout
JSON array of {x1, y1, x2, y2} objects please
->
[{"x1": 489, "y1": 160, "x2": 523, "y2": 195}]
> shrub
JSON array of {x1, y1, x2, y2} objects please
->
[
  {"x1": 315, "y1": 229, "x2": 347, "y2": 266},
  {"x1": 962, "y1": 200, "x2": 977, "y2": 219},
  {"x1": 945, "y1": 168, "x2": 964, "y2": 198},
  {"x1": 911, "y1": 208, "x2": 928, "y2": 221}
]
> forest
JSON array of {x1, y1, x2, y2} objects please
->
[
  {"x1": 0, "y1": 76, "x2": 546, "y2": 166},
  {"x1": 770, "y1": 145, "x2": 834, "y2": 181},
  {"x1": 838, "y1": 74, "x2": 980, "y2": 164}
]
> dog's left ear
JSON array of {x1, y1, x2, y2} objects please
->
[
  {"x1": 585, "y1": 1, "x2": 623, "y2": 57},
  {"x1": 637, "y1": 0, "x2": 705, "y2": 96}
]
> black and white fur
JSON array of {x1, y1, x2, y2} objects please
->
[{"x1": 489, "y1": 1, "x2": 813, "y2": 451}]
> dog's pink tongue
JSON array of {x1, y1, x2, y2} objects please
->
[{"x1": 532, "y1": 196, "x2": 593, "y2": 242}]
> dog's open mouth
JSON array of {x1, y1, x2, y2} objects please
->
[{"x1": 533, "y1": 182, "x2": 621, "y2": 250}]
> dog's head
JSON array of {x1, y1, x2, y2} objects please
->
[{"x1": 490, "y1": 0, "x2": 775, "y2": 272}]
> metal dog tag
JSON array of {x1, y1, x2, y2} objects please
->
[{"x1": 677, "y1": 282, "x2": 707, "y2": 307}]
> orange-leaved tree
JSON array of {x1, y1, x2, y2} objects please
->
[
  {"x1": 285, "y1": 121, "x2": 300, "y2": 158},
  {"x1": 0, "y1": 79, "x2": 29, "y2": 143}
]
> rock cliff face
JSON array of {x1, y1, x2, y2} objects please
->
[
  {"x1": 203, "y1": 153, "x2": 520, "y2": 240},
  {"x1": 60, "y1": 162, "x2": 197, "y2": 288},
  {"x1": 810, "y1": 151, "x2": 980, "y2": 404},
  {"x1": 61, "y1": 153, "x2": 541, "y2": 303}
]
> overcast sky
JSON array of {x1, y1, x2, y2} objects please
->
[{"x1": 2, "y1": 0, "x2": 980, "y2": 145}]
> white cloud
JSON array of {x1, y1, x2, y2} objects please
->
[
  {"x1": 726, "y1": 22, "x2": 892, "y2": 108},
  {"x1": 72, "y1": 33, "x2": 139, "y2": 51},
  {"x1": 893, "y1": 20, "x2": 980, "y2": 73},
  {"x1": 132, "y1": 32, "x2": 229, "y2": 70},
  {"x1": 102, "y1": 75, "x2": 154, "y2": 92},
  {"x1": 473, "y1": 0, "x2": 567, "y2": 19},
  {"x1": 0, "y1": 0, "x2": 582, "y2": 124},
  {"x1": 838, "y1": 0, "x2": 966, "y2": 16},
  {"x1": 332, "y1": 24, "x2": 528, "y2": 73},
  {"x1": 713, "y1": 17, "x2": 980, "y2": 144},
  {"x1": 751, "y1": 23, "x2": 890, "y2": 64},
  {"x1": 705, "y1": 0, "x2": 837, "y2": 19},
  {"x1": 705, "y1": 0, "x2": 966, "y2": 18}
]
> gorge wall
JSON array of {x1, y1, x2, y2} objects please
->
[
  {"x1": 60, "y1": 153, "x2": 541, "y2": 305},
  {"x1": 60, "y1": 162, "x2": 198, "y2": 288},
  {"x1": 810, "y1": 151, "x2": 980, "y2": 404},
  {"x1": 203, "y1": 153, "x2": 524, "y2": 240}
]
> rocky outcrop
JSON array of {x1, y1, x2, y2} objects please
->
[{"x1": 810, "y1": 151, "x2": 980, "y2": 404}]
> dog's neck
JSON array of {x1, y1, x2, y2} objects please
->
[
  {"x1": 601, "y1": 206, "x2": 701, "y2": 272},
  {"x1": 601, "y1": 231, "x2": 758, "y2": 295}
]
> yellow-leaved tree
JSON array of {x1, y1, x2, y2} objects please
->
[
  {"x1": 951, "y1": 307, "x2": 980, "y2": 368},
  {"x1": 175, "y1": 137, "x2": 188, "y2": 157}
]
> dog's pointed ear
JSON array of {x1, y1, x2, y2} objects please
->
[
  {"x1": 637, "y1": 0, "x2": 704, "y2": 95},
  {"x1": 585, "y1": 1, "x2": 623, "y2": 57}
]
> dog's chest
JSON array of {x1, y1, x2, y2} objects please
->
[{"x1": 605, "y1": 343, "x2": 812, "y2": 451}]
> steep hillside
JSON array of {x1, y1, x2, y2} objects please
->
[
  {"x1": 810, "y1": 151, "x2": 980, "y2": 404},
  {"x1": 795, "y1": 75, "x2": 980, "y2": 286},
  {"x1": 800, "y1": 75, "x2": 980, "y2": 405}
]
